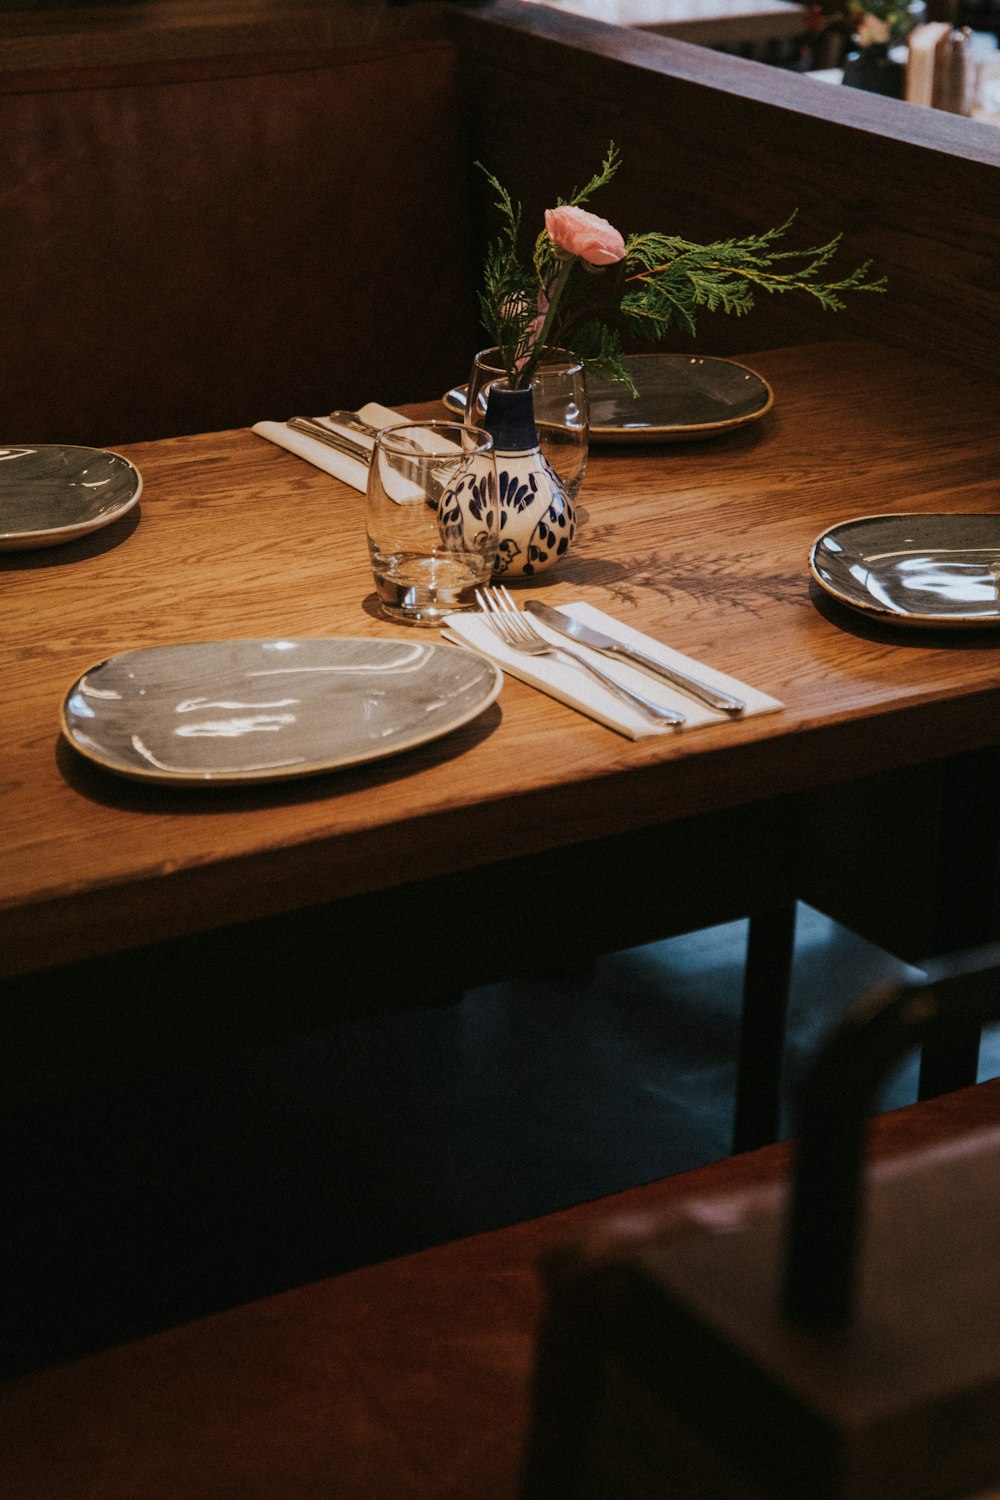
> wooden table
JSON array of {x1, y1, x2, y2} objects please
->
[
  {"x1": 3, "y1": 339, "x2": 1000, "y2": 1112},
  {"x1": 520, "y1": 0, "x2": 808, "y2": 48}
]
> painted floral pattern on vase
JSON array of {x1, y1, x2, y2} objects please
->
[
  {"x1": 484, "y1": 382, "x2": 577, "y2": 579},
  {"x1": 437, "y1": 464, "x2": 497, "y2": 559},
  {"x1": 494, "y1": 454, "x2": 576, "y2": 577}
]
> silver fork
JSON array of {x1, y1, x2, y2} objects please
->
[
  {"x1": 328, "y1": 409, "x2": 383, "y2": 439},
  {"x1": 477, "y1": 586, "x2": 685, "y2": 728}
]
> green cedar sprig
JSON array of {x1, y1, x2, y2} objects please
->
[
  {"x1": 477, "y1": 145, "x2": 887, "y2": 392},
  {"x1": 620, "y1": 219, "x2": 885, "y2": 338},
  {"x1": 477, "y1": 143, "x2": 624, "y2": 385}
]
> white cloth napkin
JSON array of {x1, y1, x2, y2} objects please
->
[
  {"x1": 441, "y1": 601, "x2": 784, "y2": 739},
  {"x1": 252, "y1": 402, "x2": 406, "y2": 490}
]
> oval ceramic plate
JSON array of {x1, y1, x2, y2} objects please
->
[
  {"x1": 0, "y1": 444, "x2": 142, "y2": 551},
  {"x1": 442, "y1": 353, "x2": 773, "y2": 444},
  {"x1": 810, "y1": 514, "x2": 1000, "y2": 628},
  {"x1": 61, "y1": 638, "x2": 502, "y2": 784}
]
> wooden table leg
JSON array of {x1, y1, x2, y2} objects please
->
[
  {"x1": 732, "y1": 903, "x2": 798, "y2": 1153},
  {"x1": 917, "y1": 748, "x2": 1000, "y2": 1098}
]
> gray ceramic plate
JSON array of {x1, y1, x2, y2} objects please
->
[
  {"x1": 0, "y1": 444, "x2": 142, "y2": 551},
  {"x1": 810, "y1": 514, "x2": 1000, "y2": 627},
  {"x1": 442, "y1": 354, "x2": 773, "y2": 444},
  {"x1": 61, "y1": 637, "x2": 502, "y2": 784}
]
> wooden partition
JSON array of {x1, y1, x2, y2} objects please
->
[
  {"x1": 3, "y1": 0, "x2": 999, "y2": 442},
  {"x1": 446, "y1": 0, "x2": 1000, "y2": 376},
  {"x1": 0, "y1": 8, "x2": 478, "y2": 446}
]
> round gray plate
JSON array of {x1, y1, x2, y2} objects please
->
[
  {"x1": 61, "y1": 637, "x2": 502, "y2": 784},
  {"x1": 810, "y1": 513, "x2": 1000, "y2": 627},
  {"x1": 443, "y1": 353, "x2": 773, "y2": 444},
  {"x1": 0, "y1": 444, "x2": 142, "y2": 551}
]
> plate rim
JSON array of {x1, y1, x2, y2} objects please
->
[
  {"x1": 442, "y1": 352, "x2": 774, "y2": 444},
  {"x1": 60, "y1": 635, "x2": 503, "y2": 785},
  {"x1": 0, "y1": 443, "x2": 143, "y2": 551},
  {"x1": 809, "y1": 511, "x2": 1000, "y2": 628}
]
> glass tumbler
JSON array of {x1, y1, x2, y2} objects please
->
[
  {"x1": 366, "y1": 422, "x2": 498, "y2": 626},
  {"x1": 467, "y1": 346, "x2": 589, "y2": 502}
]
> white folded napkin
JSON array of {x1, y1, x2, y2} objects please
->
[
  {"x1": 252, "y1": 402, "x2": 406, "y2": 491},
  {"x1": 441, "y1": 601, "x2": 784, "y2": 740}
]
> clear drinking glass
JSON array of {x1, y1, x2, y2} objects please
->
[
  {"x1": 467, "y1": 345, "x2": 589, "y2": 502},
  {"x1": 366, "y1": 422, "x2": 498, "y2": 626}
]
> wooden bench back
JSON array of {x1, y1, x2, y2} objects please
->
[
  {"x1": 450, "y1": 2, "x2": 1000, "y2": 377},
  {"x1": 5, "y1": 0, "x2": 999, "y2": 444},
  {"x1": 1, "y1": 39, "x2": 478, "y2": 446}
]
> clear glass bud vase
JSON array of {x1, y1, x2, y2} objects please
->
[{"x1": 468, "y1": 345, "x2": 589, "y2": 504}]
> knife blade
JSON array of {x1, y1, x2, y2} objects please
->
[
  {"x1": 523, "y1": 601, "x2": 746, "y2": 717},
  {"x1": 287, "y1": 416, "x2": 371, "y2": 464}
]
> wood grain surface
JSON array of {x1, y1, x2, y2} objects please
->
[
  {"x1": 0, "y1": 1, "x2": 442, "y2": 74},
  {"x1": 0, "y1": 34, "x2": 476, "y2": 446},
  {"x1": 3, "y1": 339, "x2": 1000, "y2": 983}
]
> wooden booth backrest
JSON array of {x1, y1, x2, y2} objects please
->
[
  {"x1": 5, "y1": 0, "x2": 1000, "y2": 447},
  {"x1": 447, "y1": 1, "x2": 1000, "y2": 380},
  {"x1": 1, "y1": 34, "x2": 479, "y2": 447}
]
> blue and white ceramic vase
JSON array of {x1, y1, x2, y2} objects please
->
[{"x1": 483, "y1": 383, "x2": 577, "y2": 579}]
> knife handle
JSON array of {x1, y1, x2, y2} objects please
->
[
  {"x1": 288, "y1": 417, "x2": 371, "y2": 464},
  {"x1": 550, "y1": 647, "x2": 686, "y2": 727},
  {"x1": 608, "y1": 643, "x2": 746, "y2": 717}
]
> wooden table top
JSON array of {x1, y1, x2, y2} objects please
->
[
  {"x1": 4, "y1": 339, "x2": 1000, "y2": 980},
  {"x1": 521, "y1": 0, "x2": 808, "y2": 45}
]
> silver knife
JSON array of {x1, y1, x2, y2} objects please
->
[
  {"x1": 289, "y1": 417, "x2": 447, "y2": 507},
  {"x1": 524, "y1": 601, "x2": 746, "y2": 717},
  {"x1": 287, "y1": 416, "x2": 371, "y2": 464}
]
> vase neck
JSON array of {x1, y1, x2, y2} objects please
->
[{"x1": 483, "y1": 383, "x2": 539, "y2": 453}]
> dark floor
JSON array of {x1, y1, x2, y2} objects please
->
[{"x1": 2, "y1": 903, "x2": 998, "y2": 1381}]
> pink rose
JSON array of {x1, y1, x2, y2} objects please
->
[{"x1": 544, "y1": 205, "x2": 626, "y2": 266}]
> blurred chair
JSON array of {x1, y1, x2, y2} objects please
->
[{"x1": 521, "y1": 944, "x2": 1000, "y2": 1498}]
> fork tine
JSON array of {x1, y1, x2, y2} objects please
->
[
  {"x1": 493, "y1": 585, "x2": 534, "y2": 642},
  {"x1": 476, "y1": 582, "x2": 683, "y2": 726},
  {"x1": 476, "y1": 587, "x2": 515, "y2": 645}
]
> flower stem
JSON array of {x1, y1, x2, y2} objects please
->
[{"x1": 516, "y1": 254, "x2": 575, "y2": 387}]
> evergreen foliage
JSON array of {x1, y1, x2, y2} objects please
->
[{"x1": 478, "y1": 144, "x2": 886, "y2": 391}]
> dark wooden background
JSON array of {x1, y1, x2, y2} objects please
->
[{"x1": 2, "y1": 0, "x2": 998, "y2": 445}]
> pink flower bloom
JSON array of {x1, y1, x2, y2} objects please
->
[{"x1": 544, "y1": 205, "x2": 626, "y2": 266}]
